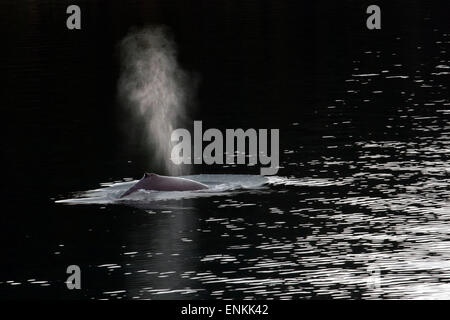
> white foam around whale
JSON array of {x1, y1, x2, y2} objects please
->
[{"x1": 55, "y1": 174, "x2": 269, "y2": 205}]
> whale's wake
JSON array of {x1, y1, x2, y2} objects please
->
[{"x1": 55, "y1": 174, "x2": 269, "y2": 205}]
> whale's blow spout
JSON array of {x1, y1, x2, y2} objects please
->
[
  {"x1": 118, "y1": 27, "x2": 196, "y2": 175},
  {"x1": 120, "y1": 173, "x2": 208, "y2": 198}
]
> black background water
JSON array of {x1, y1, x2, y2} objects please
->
[{"x1": 1, "y1": 0, "x2": 449, "y2": 299}]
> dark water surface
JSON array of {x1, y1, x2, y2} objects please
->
[{"x1": 1, "y1": 1, "x2": 449, "y2": 299}]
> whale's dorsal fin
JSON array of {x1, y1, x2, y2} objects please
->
[{"x1": 144, "y1": 172, "x2": 156, "y2": 178}]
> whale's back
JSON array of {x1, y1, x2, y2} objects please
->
[{"x1": 120, "y1": 173, "x2": 208, "y2": 198}]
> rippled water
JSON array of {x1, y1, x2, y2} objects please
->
[
  {"x1": 1, "y1": 1, "x2": 449, "y2": 300},
  {"x1": 54, "y1": 45, "x2": 449, "y2": 299},
  {"x1": 104, "y1": 32, "x2": 447, "y2": 300}
]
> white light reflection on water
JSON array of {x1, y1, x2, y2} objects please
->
[{"x1": 51, "y1": 31, "x2": 450, "y2": 300}]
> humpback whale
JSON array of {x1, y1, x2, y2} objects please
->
[{"x1": 120, "y1": 173, "x2": 208, "y2": 198}]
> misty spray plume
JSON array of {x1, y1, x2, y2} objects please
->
[{"x1": 118, "y1": 26, "x2": 194, "y2": 175}]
